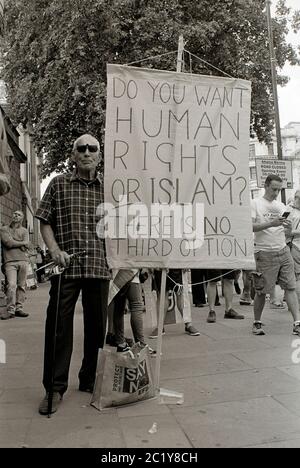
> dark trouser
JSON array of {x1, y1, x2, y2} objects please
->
[
  {"x1": 43, "y1": 276, "x2": 109, "y2": 395},
  {"x1": 191, "y1": 270, "x2": 206, "y2": 305}
]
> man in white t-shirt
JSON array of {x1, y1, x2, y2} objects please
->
[{"x1": 252, "y1": 174, "x2": 300, "y2": 336}]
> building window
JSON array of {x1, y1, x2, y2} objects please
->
[
  {"x1": 250, "y1": 167, "x2": 257, "y2": 180},
  {"x1": 249, "y1": 144, "x2": 256, "y2": 158},
  {"x1": 251, "y1": 190, "x2": 260, "y2": 199},
  {"x1": 268, "y1": 143, "x2": 274, "y2": 156}
]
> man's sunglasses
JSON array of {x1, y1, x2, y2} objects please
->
[{"x1": 76, "y1": 144, "x2": 99, "y2": 153}]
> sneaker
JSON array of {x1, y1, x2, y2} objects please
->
[
  {"x1": 207, "y1": 311, "x2": 216, "y2": 323},
  {"x1": 270, "y1": 302, "x2": 286, "y2": 310},
  {"x1": 224, "y1": 309, "x2": 244, "y2": 320},
  {"x1": 38, "y1": 392, "x2": 62, "y2": 415},
  {"x1": 117, "y1": 343, "x2": 131, "y2": 353},
  {"x1": 149, "y1": 328, "x2": 165, "y2": 339},
  {"x1": 185, "y1": 324, "x2": 200, "y2": 336},
  {"x1": 15, "y1": 310, "x2": 29, "y2": 318},
  {"x1": 293, "y1": 322, "x2": 300, "y2": 336},
  {"x1": 138, "y1": 343, "x2": 157, "y2": 356},
  {"x1": 240, "y1": 298, "x2": 252, "y2": 306},
  {"x1": 148, "y1": 346, "x2": 157, "y2": 356},
  {"x1": 0, "y1": 311, "x2": 14, "y2": 320},
  {"x1": 252, "y1": 322, "x2": 265, "y2": 336}
]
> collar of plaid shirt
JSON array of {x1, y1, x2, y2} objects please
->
[{"x1": 70, "y1": 169, "x2": 103, "y2": 184}]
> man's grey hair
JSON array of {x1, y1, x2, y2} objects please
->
[{"x1": 72, "y1": 134, "x2": 100, "y2": 152}]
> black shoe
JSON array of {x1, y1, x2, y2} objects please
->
[
  {"x1": 15, "y1": 310, "x2": 29, "y2": 318},
  {"x1": 224, "y1": 309, "x2": 244, "y2": 320},
  {"x1": 106, "y1": 333, "x2": 133, "y2": 348},
  {"x1": 79, "y1": 383, "x2": 94, "y2": 393},
  {"x1": 38, "y1": 392, "x2": 62, "y2": 415},
  {"x1": 106, "y1": 333, "x2": 117, "y2": 346},
  {"x1": 207, "y1": 311, "x2": 216, "y2": 323}
]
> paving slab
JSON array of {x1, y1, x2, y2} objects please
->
[
  {"x1": 247, "y1": 438, "x2": 300, "y2": 448},
  {"x1": 160, "y1": 368, "x2": 300, "y2": 407},
  {"x1": 25, "y1": 413, "x2": 125, "y2": 448},
  {"x1": 172, "y1": 397, "x2": 300, "y2": 448},
  {"x1": 232, "y1": 347, "x2": 297, "y2": 369},
  {"x1": 272, "y1": 392, "x2": 300, "y2": 417},
  {"x1": 160, "y1": 353, "x2": 252, "y2": 380},
  {"x1": 0, "y1": 419, "x2": 31, "y2": 448},
  {"x1": 118, "y1": 413, "x2": 192, "y2": 448}
]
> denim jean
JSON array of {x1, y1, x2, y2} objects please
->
[
  {"x1": 5, "y1": 261, "x2": 28, "y2": 313},
  {"x1": 113, "y1": 282, "x2": 145, "y2": 345},
  {"x1": 43, "y1": 276, "x2": 109, "y2": 395}
]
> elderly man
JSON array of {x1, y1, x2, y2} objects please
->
[
  {"x1": 0, "y1": 211, "x2": 29, "y2": 320},
  {"x1": 36, "y1": 134, "x2": 110, "y2": 415}
]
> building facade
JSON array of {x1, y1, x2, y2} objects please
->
[{"x1": 0, "y1": 111, "x2": 42, "y2": 246}]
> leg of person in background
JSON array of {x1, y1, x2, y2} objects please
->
[
  {"x1": 284, "y1": 289, "x2": 300, "y2": 325},
  {"x1": 15, "y1": 261, "x2": 29, "y2": 317},
  {"x1": 223, "y1": 279, "x2": 244, "y2": 319},
  {"x1": 207, "y1": 281, "x2": 217, "y2": 323},
  {"x1": 112, "y1": 291, "x2": 129, "y2": 352},
  {"x1": 105, "y1": 301, "x2": 116, "y2": 346},
  {"x1": 207, "y1": 278, "x2": 244, "y2": 323},
  {"x1": 2, "y1": 264, "x2": 17, "y2": 319},
  {"x1": 253, "y1": 292, "x2": 267, "y2": 335},
  {"x1": 240, "y1": 270, "x2": 253, "y2": 305},
  {"x1": 127, "y1": 282, "x2": 156, "y2": 354},
  {"x1": 191, "y1": 269, "x2": 207, "y2": 307},
  {"x1": 270, "y1": 285, "x2": 285, "y2": 309},
  {"x1": 176, "y1": 290, "x2": 200, "y2": 336},
  {"x1": 149, "y1": 289, "x2": 168, "y2": 338},
  {"x1": 127, "y1": 283, "x2": 145, "y2": 344},
  {"x1": 234, "y1": 271, "x2": 241, "y2": 295},
  {"x1": 215, "y1": 285, "x2": 221, "y2": 306}
]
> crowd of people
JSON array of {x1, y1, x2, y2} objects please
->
[{"x1": 1, "y1": 135, "x2": 300, "y2": 417}]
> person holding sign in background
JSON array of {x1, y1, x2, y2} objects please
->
[{"x1": 251, "y1": 175, "x2": 300, "y2": 336}]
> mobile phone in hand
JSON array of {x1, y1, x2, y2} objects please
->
[{"x1": 282, "y1": 211, "x2": 290, "y2": 219}]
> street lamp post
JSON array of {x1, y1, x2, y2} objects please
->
[{"x1": 266, "y1": 0, "x2": 286, "y2": 203}]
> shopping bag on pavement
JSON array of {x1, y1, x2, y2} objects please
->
[{"x1": 91, "y1": 343, "x2": 155, "y2": 410}]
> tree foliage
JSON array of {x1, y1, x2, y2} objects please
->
[{"x1": 2, "y1": 0, "x2": 300, "y2": 177}]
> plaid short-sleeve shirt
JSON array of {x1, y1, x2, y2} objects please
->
[{"x1": 35, "y1": 171, "x2": 110, "y2": 280}]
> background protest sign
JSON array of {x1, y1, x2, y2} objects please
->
[
  {"x1": 104, "y1": 64, "x2": 255, "y2": 269},
  {"x1": 256, "y1": 159, "x2": 293, "y2": 189}
]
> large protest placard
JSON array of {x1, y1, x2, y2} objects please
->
[{"x1": 103, "y1": 64, "x2": 255, "y2": 269}]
